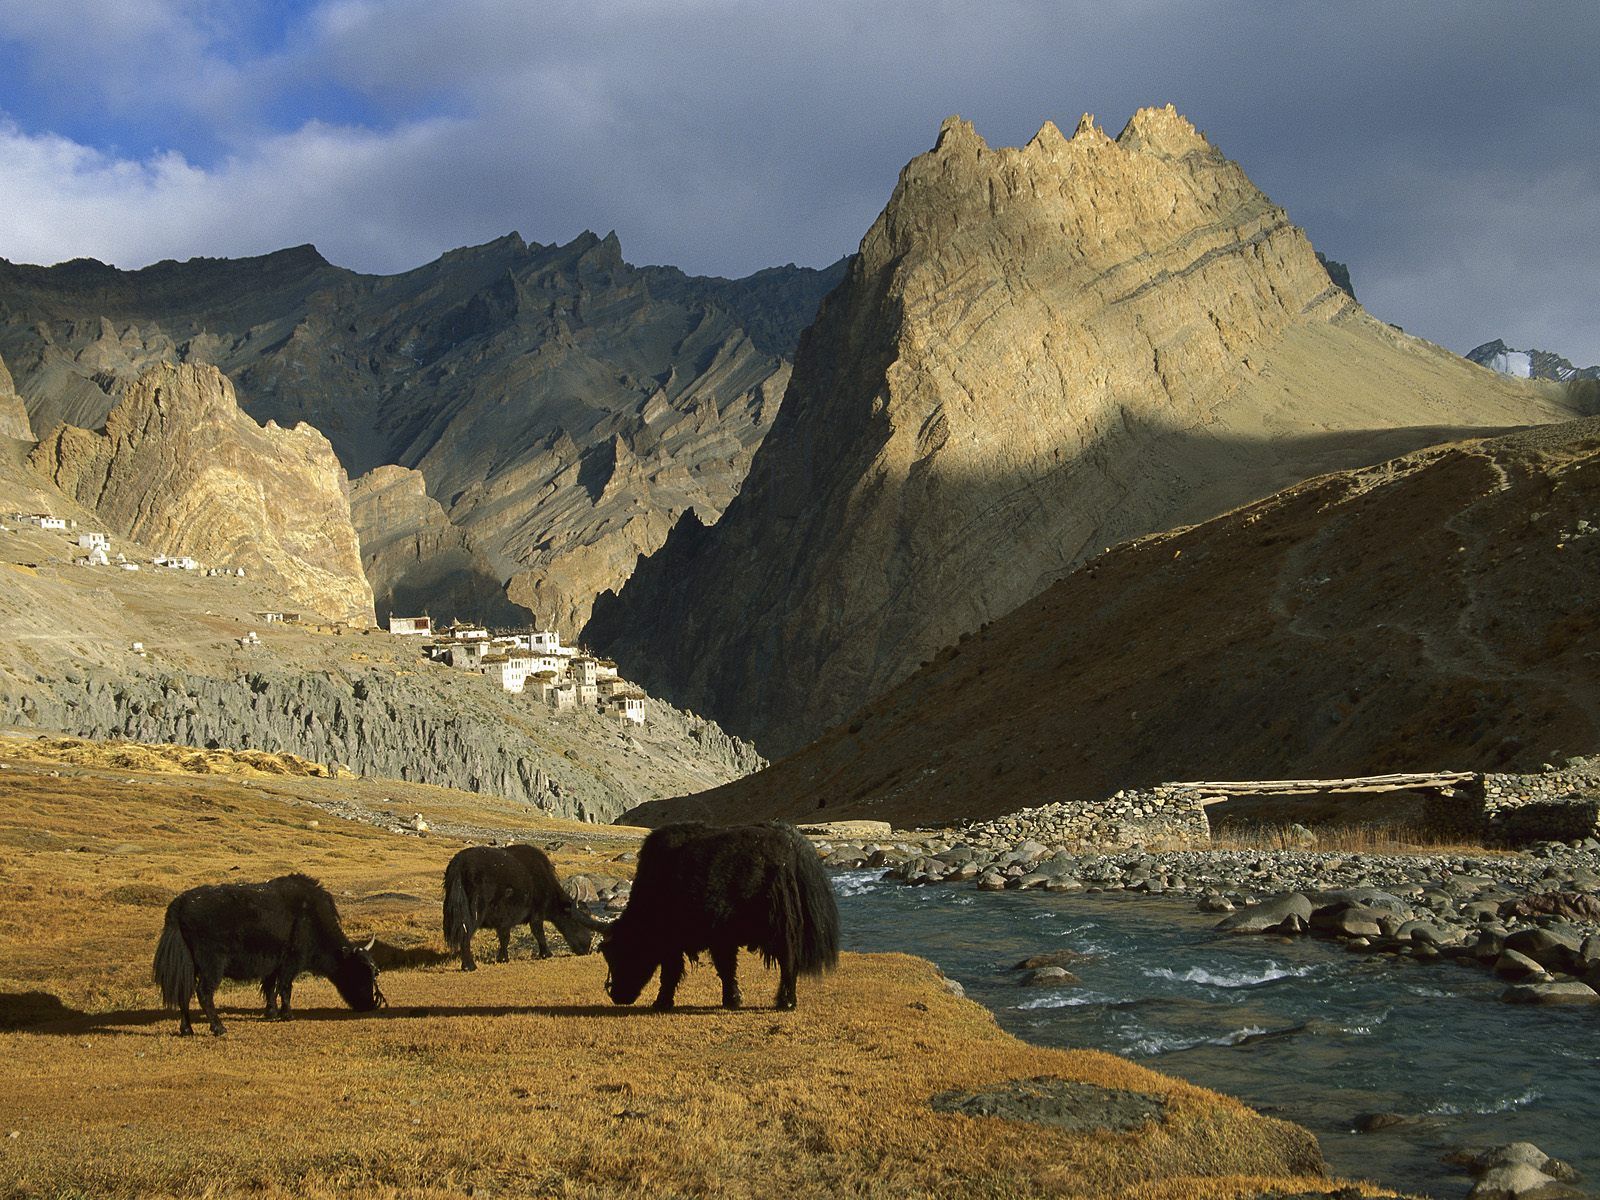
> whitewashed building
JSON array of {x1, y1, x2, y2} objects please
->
[
  {"x1": 388, "y1": 615, "x2": 433, "y2": 636},
  {"x1": 482, "y1": 654, "x2": 531, "y2": 694},
  {"x1": 609, "y1": 693, "x2": 646, "y2": 725},
  {"x1": 77, "y1": 531, "x2": 109, "y2": 550}
]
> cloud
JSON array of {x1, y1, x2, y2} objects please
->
[{"x1": 0, "y1": 0, "x2": 1595, "y2": 361}]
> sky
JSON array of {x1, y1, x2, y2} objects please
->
[{"x1": 0, "y1": 0, "x2": 1595, "y2": 364}]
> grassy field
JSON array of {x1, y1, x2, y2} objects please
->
[{"x1": 0, "y1": 739, "x2": 1383, "y2": 1198}]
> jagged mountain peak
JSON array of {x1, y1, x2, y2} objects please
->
[{"x1": 589, "y1": 108, "x2": 1580, "y2": 757}]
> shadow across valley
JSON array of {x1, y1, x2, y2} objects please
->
[{"x1": 4, "y1": 995, "x2": 748, "y2": 1036}]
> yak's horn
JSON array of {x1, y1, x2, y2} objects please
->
[{"x1": 362, "y1": 936, "x2": 377, "y2": 951}]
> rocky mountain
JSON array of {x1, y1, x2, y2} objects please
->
[
  {"x1": 0, "y1": 352, "x2": 30, "y2": 441},
  {"x1": 589, "y1": 106, "x2": 1580, "y2": 756},
  {"x1": 1467, "y1": 339, "x2": 1600, "y2": 383},
  {"x1": 0, "y1": 235, "x2": 846, "y2": 631},
  {"x1": 28, "y1": 362, "x2": 375, "y2": 625},
  {"x1": 628, "y1": 419, "x2": 1600, "y2": 828},
  {"x1": 348, "y1": 465, "x2": 528, "y2": 627},
  {"x1": 1314, "y1": 252, "x2": 1356, "y2": 300},
  {"x1": 0, "y1": 451, "x2": 762, "y2": 822}
]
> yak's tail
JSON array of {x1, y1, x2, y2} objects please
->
[
  {"x1": 152, "y1": 909, "x2": 194, "y2": 1009},
  {"x1": 443, "y1": 861, "x2": 473, "y2": 953},
  {"x1": 775, "y1": 823, "x2": 840, "y2": 977}
]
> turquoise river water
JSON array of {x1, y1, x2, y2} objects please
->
[{"x1": 834, "y1": 870, "x2": 1600, "y2": 1198}]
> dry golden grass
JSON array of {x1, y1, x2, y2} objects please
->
[
  {"x1": 0, "y1": 746, "x2": 1382, "y2": 1199},
  {"x1": 1209, "y1": 822, "x2": 1510, "y2": 857}
]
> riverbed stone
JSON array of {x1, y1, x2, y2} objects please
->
[
  {"x1": 1493, "y1": 949, "x2": 1550, "y2": 980},
  {"x1": 1504, "y1": 927, "x2": 1584, "y2": 974},
  {"x1": 1014, "y1": 950, "x2": 1092, "y2": 970},
  {"x1": 1468, "y1": 1162, "x2": 1558, "y2": 1199},
  {"x1": 1500, "y1": 979, "x2": 1600, "y2": 1005},
  {"x1": 1021, "y1": 966, "x2": 1081, "y2": 987},
  {"x1": 1216, "y1": 892, "x2": 1313, "y2": 934}
]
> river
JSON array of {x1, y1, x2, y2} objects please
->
[{"x1": 836, "y1": 870, "x2": 1600, "y2": 1198}]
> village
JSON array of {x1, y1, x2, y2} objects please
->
[
  {"x1": 388, "y1": 614, "x2": 649, "y2": 726},
  {"x1": 4, "y1": 509, "x2": 650, "y2": 727},
  {"x1": 2, "y1": 510, "x2": 244, "y2": 578}
]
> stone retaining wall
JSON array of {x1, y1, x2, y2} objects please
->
[
  {"x1": 959, "y1": 787, "x2": 1212, "y2": 852},
  {"x1": 1483, "y1": 756, "x2": 1600, "y2": 845}
]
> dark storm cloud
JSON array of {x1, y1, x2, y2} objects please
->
[{"x1": 0, "y1": 0, "x2": 1594, "y2": 361}]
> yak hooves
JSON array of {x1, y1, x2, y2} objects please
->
[
  {"x1": 774, "y1": 997, "x2": 797, "y2": 1011},
  {"x1": 209, "y1": 1024, "x2": 227, "y2": 1037},
  {"x1": 651, "y1": 997, "x2": 676, "y2": 1012},
  {"x1": 722, "y1": 995, "x2": 743, "y2": 1010},
  {"x1": 177, "y1": 1026, "x2": 194, "y2": 1037},
  {"x1": 461, "y1": 962, "x2": 476, "y2": 973}
]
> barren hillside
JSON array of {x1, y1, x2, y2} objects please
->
[{"x1": 628, "y1": 419, "x2": 1600, "y2": 827}]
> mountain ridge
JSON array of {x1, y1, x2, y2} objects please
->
[
  {"x1": 0, "y1": 233, "x2": 848, "y2": 632},
  {"x1": 588, "y1": 106, "x2": 1579, "y2": 756}
]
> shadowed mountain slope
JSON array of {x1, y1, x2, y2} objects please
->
[
  {"x1": 589, "y1": 107, "x2": 1579, "y2": 756},
  {"x1": 627, "y1": 418, "x2": 1600, "y2": 827}
]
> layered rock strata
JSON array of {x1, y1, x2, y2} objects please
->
[
  {"x1": 590, "y1": 107, "x2": 1580, "y2": 755},
  {"x1": 28, "y1": 362, "x2": 374, "y2": 624}
]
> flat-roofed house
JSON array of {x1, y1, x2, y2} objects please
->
[
  {"x1": 389, "y1": 615, "x2": 432, "y2": 636},
  {"x1": 608, "y1": 692, "x2": 646, "y2": 725}
]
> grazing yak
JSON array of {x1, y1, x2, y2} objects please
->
[
  {"x1": 601, "y1": 822, "x2": 839, "y2": 1011},
  {"x1": 153, "y1": 874, "x2": 384, "y2": 1036},
  {"x1": 443, "y1": 844, "x2": 608, "y2": 971}
]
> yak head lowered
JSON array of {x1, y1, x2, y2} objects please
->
[
  {"x1": 330, "y1": 936, "x2": 386, "y2": 1011},
  {"x1": 599, "y1": 923, "x2": 655, "y2": 1005},
  {"x1": 553, "y1": 894, "x2": 612, "y2": 956}
]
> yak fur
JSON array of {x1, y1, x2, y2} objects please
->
[
  {"x1": 153, "y1": 873, "x2": 381, "y2": 1036},
  {"x1": 443, "y1": 844, "x2": 607, "y2": 971},
  {"x1": 601, "y1": 822, "x2": 839, "y2": 1011}
]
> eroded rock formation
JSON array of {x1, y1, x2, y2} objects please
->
[
  {"x1": 29, "y1": 362, "x2": 375, "y2": 624},
  {"x1": 590, "y1": 106, "x2": 1580, "y2": 755},
  {"x1": 0, "y1": 237, "x2": 845, "y2": 629}
]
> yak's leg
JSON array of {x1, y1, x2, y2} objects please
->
[
  {"x1": 710, "y1": 944, "x2": 742, "y2": 1010},
  {"x1": 495, "y1": 927, "x2": 511, "y2": 964},
  {"x1": 774, "y1": 959, "x2": 798, "y2": 1011},
  {"x1": 459, "y1": 925, "x2": 478, "y2": 972},
  {"x1": 277, "y1": 977, "x2": 294, "y2": 1021},
  {"x1": 532, "y1": 921, "x2": 552, "y2": 959},
  {"x1": 176, "y1": 979, "x2": 195, "y2": 1036},
  {"x1": 196, "y1": 974, "x2": 227, "y2": 1036},
  {"x1": 653, "y1": 954, "x2": 685, "y2": 1010},
  {"x1": 261, "y1": 972, "x2": 280, "y2": 1019}
]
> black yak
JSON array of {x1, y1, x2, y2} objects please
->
[
  {"x1": 153, "y1": 873, "x2": 384, "y2": 1036},
  {"x1": 443, "y1": 844, "x2": 608, "y2": 971},
  {"x1": 600, "y1": 822, "x2": 839, "y2": 1011}
]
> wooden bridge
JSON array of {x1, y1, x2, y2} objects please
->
[{"x1": 1167, "y1": 772, "x2": 1482, "y2": 805}]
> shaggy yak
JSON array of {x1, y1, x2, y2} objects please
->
[
  {"x1": 600, "y1": 822, "x2": 839, "y2": 1011},
  {"x1": 443, "y1": 844, "x2": 609, "y2": 971},
  {"x1": 153, "y1": 874, "x2": 383, "y2": 1036}
]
